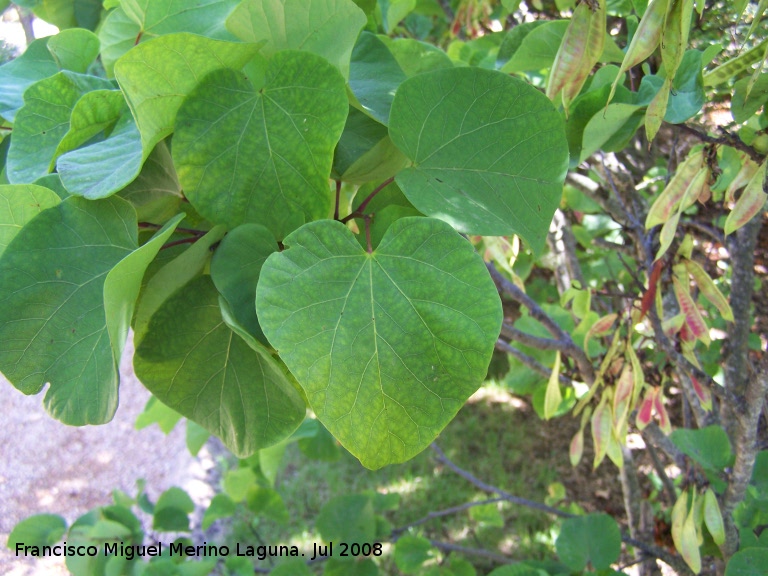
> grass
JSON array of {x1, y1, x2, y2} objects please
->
[{"x1": 224, "y1": 383, "x2": 567, "y2": 575}]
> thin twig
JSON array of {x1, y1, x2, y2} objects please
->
[
  {"x1": 340, "y1": 177, "x2": 394, "y2": 223},
  {"x1": 494, "y1": 339, "x2": 573, "y2": 386},
  {"x1": 676, "y1": 123, "x2": 765, "y2": 163},
  {"x1": 391, "y1": 497, "x2": 507, "y2": 538}
]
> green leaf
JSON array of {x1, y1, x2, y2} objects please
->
[
  {"x1": 0, "y1": 196, "x2": 136, "y2": 424},
  {"x1": 114, "y1": 33, "x2": 259, "y2": 155},
  {"x1": 579, "y1": 103, "x2": 643, "y2": 163},
  {"x1": 153, "y1": 487, "x2": 194, "y2": 532},
  {"x1": 134, "y1": 275, "x2": 306, "y2": 457},
  {"x1": 223, "y1": 467, "x2": 257, "y2": 502},
  {"x1": 271, "y1": 560, "x2": 312, "y2": 576},
  {"x1": 732, "y1": 73, "x2": 768, "y2": 123},
  {"x1": 6, "y1": 72, "x2": 114, "y2": 184},
  {"x1": 173, "y1": 55, "x2": 348, "y2": 239},
  {"x1": 256, "y1": 218, "x2": 502, "y2": 468},
  {"x1": 637, "y1": 51, "x2": 706, "y2": 125},
  {"x1": 210, "y1": 223, "x2": 277, "y2": 346},
  {"x1": 186, "y1": 420, "x2": 210, "y2": 456},
  {"x1": 501, "y1": 20, "x2": 568, "y2": 73},
  {"x1": 469, "y1": 503, "x2": 504, "y2": 527},
  {"x1": 99, "y1": 1, "x2": 240, "y2": 76},
  {"x1": 349, "y1": 32, "x2": 407, "y2": 124},
  {"x1": 0, "y1": 37, "x2": 59, "y2": 122},
  {"x1": 133, "y1": 226, "x2": 226, "y2": 343},
  {"x1": 389, "y1": 68, "x2": 568, "y2": 252},
  {"x1": 298, "y1": 420, "x2": 341, "y2": 461},
  {"x1": 104, "y1": 213, "x2": 184, "y2": 367},
  {"x1": 379, "y1": 37, "x2": 453, "y2": 77},
  {"x1": 135, "y1": 396, "x2": 182, "y2": 433},
  {"x1": 379, "y1": 0, "x2": 416, "y2": 32},
  {"x1": 53, "y1": 90, "x2": 126, "y2": 161},
  {"x1": 555, "y1": 513, "x2": 621, "y2": 571},
  {"x1": 58, "y1": 112, "x2": 144, "y2": 199},
  {"x1": 47, "y1": 28, "x2": 100, "y2": 73},
  {"x1": 324, "y1": 558, "x2": 379, "y2": 576},
  {"x1": 8, "y1": 514, "x2": 67, "y2": 549},
  {"x1": 333, "y1": 107, "x2": 408, "y2": 183},
  {"x1": 226, "y1": 0, "x2": 366, "y2": 77},
  {"x1": 394, "y1": 535, "x2": 433, "y2": 574},
  {"x1": 671, "y1": 425, "x2": 734, "y2": 471},
  {"x1": 202, "y1": 494, "x2": 235, "y2": 530},
  {"x1": 725, "y1": 548, "x2": 768, "y2": 576},
  {"x1": 0, "y1": 184, "x2": 61, "y2": 259},
  {"x1": 245, "y1": 486, "x2": 290, "y2": 524},
  {"x1": 317, "y1": 494, "x2": 376, "y2": 544},
  {"x1": 117, "y1": 140, "x2": 183, "y2": 223}
]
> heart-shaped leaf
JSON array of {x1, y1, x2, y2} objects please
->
[
  {"x1": 0, "y1": 196, "x2": 137, "y2": 424},
  {"x1": 173, "y1": 53, "x2": 348, "y2": 239},
  {"x1": 227, "y1": 0, "x2": 366, "y2": 77},
  {"x1": 389, "y1": 67, "x2": 568, "y2": 253},
  {"x1": 256, "y1": 217, "x2": 502, "y2": 468},
  {"x1": 134, "y1": 275, "x2": 306, "y2": 457}
]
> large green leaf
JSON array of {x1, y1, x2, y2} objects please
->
[
  {"x1": 53, "y1": 90, "x2": 127, "y2": 161},
  {"x1": 114, "y1": 33, "x2": 260, "y2": 154},
  {"x1": 6, "y1": 72, "x2": 114, "y2": 184},
  {"x1": 172, "y1": 53, "x2": 348, "y2": 239},
  {"x1": 389, "y1": 68, "x2": 568, "y2": 253},
  {"x1": 104, "y1": 213, "x2": 184, "y2": 369},
  {"x1": 555, "y1": 513, "x2": 621, "y2": 571},
  {"x1": 7, "y1": 515, "x2": 67, "y2": 549},
  {"x1": 0, "y1": 184, "x2": 61, "y2": 258},
  {"x1": 378, "y1": 36, "x2": 453, "y2": 77},
  {"x1": 333, "y1": 107, "x2": 407, "y2": 184},
  {"x1": 47, "y1": 28, "x2": 100, "y2": 73},
  {"x1": 256, "y1": 218, "x2": 502, "y2": 468},
  {"x1": 133, "y1": 226, "x2": 226, "y2": 342},
  {"x1": 349, "y1": 32, "x2": 407, "y2": 125},
  {"x1": 99, "y1": 0, "x2": 240, "y2": 76},
  {"x1": 117, "y1": 141, "x2": 182, "y2": 223},
  {"x1": 134, "y1": 275, "x2": 306, "y2": 457},
  {"x1": 210, "y1": 223, "x2": 277, "y2": 345},
  {"x1": 500, "y1": 20, "x2": 568, "y2": 73},
  {"x1": 57, "y1": 112, "x2": 144, "y2": 199},
  {"x1": 671, "y1": 425, "x2": 733, "y2": 471},
  {"x1": 0, "y1": 196, "x2": 137, "y2": 424},
  {"x1": 725, "y1": 549, "x2": 768, "y2": 576},
  {"x1": 0, "y1": 38, "x2": 59, "y2": 121},
  {"x1": 226, "y1": 0, "x2": 366, "y2": 77}
]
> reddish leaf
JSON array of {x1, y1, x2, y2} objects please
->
[
  {"x1": 639, "y1": 259, "x2": 664, "y2": 320},
  {"x1": 636, "y1": 387, "x2": 656, "y2": 430},
  {"x1": 691, "y1": 376, "x2": 713, "y2": 411},
  {"x1": 684, "y1": 259, "x2": 734, "y2": 322},
  {"x1": 570, "y1": 428, "x2": 584, "y2": 467},
  {"x1": 654, "y1": 389, "x2": 672, "y2": 434},
  {"x1": 591, "y1": 397, "x2": 612, "y2": 469},
  {"x1": 613, "y1": 364, "x2": 633, "y2": 429},
  {"x1": 673, "y1": 275, "x2": 711, "y2": 346}
]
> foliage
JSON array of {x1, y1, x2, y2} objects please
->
[{"x1": 1, "y1": 0, "x2": 767, "y2": 575}]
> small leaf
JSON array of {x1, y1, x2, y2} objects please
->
[
  {"x1": 8, "y1": 515, "x2": 67, "y2": 549},
  {"x1": 591, "y1": 396, "x2": 612, "y2": 468},
  {"x1": 646, "y1": 150, "x2": 703, "y2": 228},
  {"x1": 635, "y1": 388, "x2": 655, "y2": 430},
  {"x1": 317, "y1": 495, "x2": 376, "y2": 545},
  {"x1": 684, "y1": 259, "x2": 734, "y2": 322},
  {"x1": 703, "y1": 488, "x2": 725, "y2": 546},
  {"x1": 569, "y1": 428, "x2": 584, "y2": 467},
  {"x1": 202, "y1": 494, "x2": 235, "y2": 530},
  {"x1": 613, "y1": 364, "x2": 633, "y2": 430},
  {"x1": 544, "y1": 351, "x2": 563, "y2": 420},
  {"x1": 153, "y1": 487, "x2": 194, "y2": 532},
  {"x1": 394, "y1": 535, "x2": 433, "y2": 574},
  {"x1": 671, "y1": 489, "x2": 689, "y2": 556},
  {"x1": 655, "y1": 210, "x2": 681, "y2": 262},
  {"x1": 654, "y1": 388, "x2": 672, "y2": 434},
  {"x1": 673, "y1": 274, "x2": 711, "y2": 346},
  {"x1": 583, "y1": 312, "x2": 618, "y2": 353},
  {"x1": 691, "y1": 376, "x2": 713, "y2": 412},
  {"x1": 556, "y1": 513, "x2": 621, "y2": 571},
  {"x1": 725, "y1": 161, "x2": 767, "y2": 236},
  {"x1": 680, "y1": 494, "x2": 702, "y2": 573},
  {"x1": 246, "y1": 487, "x2": 290, "y2": 524},
  {"x1": 47, "y1": 28, "x2": 100, "y2": 73}
]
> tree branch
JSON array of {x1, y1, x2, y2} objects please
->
[
  {"x1": 487, "y1": 263, "x2": 595, "y2": 384},
  {"x1": 494, "y1": 339, "x2": 574, "y2": 386},
  {"x1": 675, "y1": 123, "x2": 765, "y2": 164}
]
